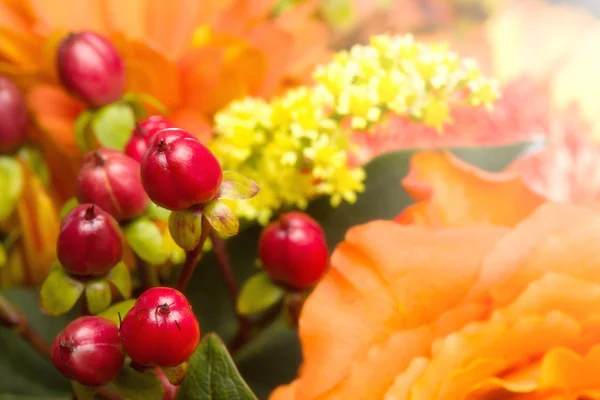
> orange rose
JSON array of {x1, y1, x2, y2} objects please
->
[{"x1": 272, "y1": 152, "x2": 600, "y2": 399}]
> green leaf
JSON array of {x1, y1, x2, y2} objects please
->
[
  {"x1": 98, "y1": 299, "x2": 136, "y2": 326},
  {"x1": 177, "y1": 333, "x2": 257, "y2": 400},
  {"x1": 17, "y1": 146, "x2": 51, "y2": 187},
  {"x1": 106, "y1": 261, "x2": 132, "y2": 299},
  {"x1": 74, "y1": 110, "x2": 95, "y2": 153},
  {"x1": 237, "y1": 272, "x2": 284, "y2": 316},
  {"x1": 71, "y1": 381, "x2": 98, "y2": 400},
  {"x1": 59, "y1": 197, "x2": 79, "y2": 218},
  {"x1": 124, "y1": 217, "x2": 169, "y2": 265},
  {"x1": 91, "y1": 102, "x2": 136, "y2": 151},
  {"x1": 146, "y1": 202, "x2": 171, "y2": 221},
  {"x1": 123, "y1": 92, "x2": 169, "y2": 115},
  {"x1": 0, "y1": 288, "x2": 73, "y2": 396},
  {"x1": 203, "y1": 200, "x2": 239, "y2": 237},
  {"x1": 113, "y1": 366, "x2": 164, "y2": 400},
  {"x1": 218, "y1": 171, "x2": 260, "y2": 201},
  {"x1": 40, "y1": 263, "x2": 85, "y2": 316},
  {"x1": 0, "y1": 242, "x2": 6, "y2": 267},
  {"x1": 85, "y1": 278, "x2": 112, "y2": 315},
  {"x1": 0, "y1": 156, "x2": 24, "y2": 222}
]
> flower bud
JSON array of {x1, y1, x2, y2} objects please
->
[
  {"x1": 57, "y1": 204, "x2": 122, "y2": 277},
  {"x1": 77, "y1": 148, "x2": 149, "y2": 221},
  {"x1": 259, "y1": 212, "x2": 329, "y2": 289},
  {"x1": 0, "y1": 76, "x2": 28, "y2": 153},
  {"x1": 52, "y1": 316, "x2": 124, "y2": 386},
  {"x1": 168, "y1": 207, "x2": 204, "y2": 251},
  {"x1": 57, "y1": 31, "x2": 125, "y2": 107}
]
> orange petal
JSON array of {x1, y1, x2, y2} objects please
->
[
  {"x1": 168, "y1": 108, "x2": 212, "y2": 144},
  {"x1": 396, "y1": 151, "x2": 545, "y2": 227},
  {"x1": 177, "y1": 46, "x2": 223, "y2": 112},
  {"x1": 27, "y1": 0, "x2": 108, "y2": 35},
  {"x1": 288, "y1": 220, "x2": 507, "y2": 399}
]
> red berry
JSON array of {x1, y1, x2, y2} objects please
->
[
  {"x1": 124, "y1": 116, "x2": 174, "y2": 162},
  {"x1": 57, "y1": 204, "x2": 122, "y2": 277},
  {"x1": 77, "y1": 149, "x2": 149, "y2": 221},
  {"x1": 57, "y1": 31, "x2": 125, "y2": 108},
  {"x1": 140, "y1": 128, "x2": 222, "y2": 211},
  {"x1": 120, "y1": 287, "x2": 200, "y2": 367},
  {"x1": 259, "y1": 212, "x2": 329, "y2": 289},
  {"x1": 51, "y1": 316, "x2": 124, "y2": 386},
  {"x1": 0, "y1": 76, "x2": 28, "y2": 153},
  {"x1": 156, "y1": 368, "x2": 180, "y2": 400}
]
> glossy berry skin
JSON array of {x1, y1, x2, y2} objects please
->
[
  {"x1": 57, "y1": 31, "x2": 125, "y2": 108},
  {"x1": 156, "y1": 368, "x2": 180, "y2": 400},
  {"x1": 259, "y1": 212, "x2": 329, "y2": 290},
  {"x1": 120, "y1": 287, "x2": 200, "y2": 367},
  {"x1": 52, "y1": 316, "x2": 124, "y2": 386},
  {"x1": 77, "y1": 148, "x2": 149, "y2": 221},
  {"x1": 124, "y1": 116, "x2": 174, "y2": 162},
  {"x1": 0, "y1": 76, "x2": 28, "y2": 153},
  {"x1": 57, "y1": 204, "x2": 122, "y2": 277},
  {"x1": 140, "y1": 128, "x2": 222, "y2": 211}
]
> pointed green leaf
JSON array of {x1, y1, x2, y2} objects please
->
[
  {"x1": 0, "y1": 156, "x2": 24, "y2": 222},
  {"x1": 168, "y1": 209, "x2": 203, "y2": 251},
  {"x1": 84, "y1": 279, "x2": 112, "y2": 315},
  {"x1": 113, "y1": 366, "x2": 164, "y2": 400},
  {"x1": 124, "y1": 217, "x2": 169, "y2": 265},
  {"x1": 177, "y1": 333, "x2": 257, "y2": 400},
  {"x1": 40, "y1": 263, "x2": 85, "y2": 316},
  {"x1": 91, "y1": 103, "x2": 136, "y2": 151},
  {"x1": 203, "y1": 200, "x2": 239, "y2": 237},
  {"x1": 99, "y1": 299, "x2": 136, "y2": 326},
  {"x1": 106, "y1": 261, "x2": 132, "y2": 299},
  {"x1": 146, "y1": 202, "x2": 171, "y2": 221},
  {"x1": 218, "y1": 171, "x2": 260, "y2": 201},
  {"x1": 237, "y1": 272, "x2": 284, "y2": 316},
  {"x1": 59, "y1": 197, "x2": 79, "y2": 218},
  {"x1": 74, "y1": 110, "x2": 95, "y2": 152},
  {"x1": 71, "y1": 381, "x2": 97, "y2": 400},
  {"x1": 123, "y1": 92, "x2": 169, "y2": 115}
]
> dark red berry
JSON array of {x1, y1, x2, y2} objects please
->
[
  {"x1": 156, "y1": 368, "x2": 180, "y2": 400},
  {"x1": 57, "y1": 204, "x2": 122, "y2": 277},
  {"x1": 120, "y1": 287, "x2": 200, "y2": 367},
  {"x1": 51, "y1": 316, "x2": 124, "y2": 386},
  {"x1": 124, "y1": 116, "x2": 174, "y2": 162},
  {"x1": 259, "y1": 212, "x2": 329, "y2": 289},
  {"x1": 57, "y1": 31, "x2": 125, "y2": 107},
  {"x1": 140, "y1": 128, "x2": 222, "y2": 211},
  {"x1": 77, "y1": 148, "x2": 149, "y2": 221},
  {"x1": 0, "y1": 76, "x2": 28, "y2": 153}
]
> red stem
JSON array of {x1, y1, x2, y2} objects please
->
[{"x1": 175, "y1": 217, "x2": 211, "y2": 292}]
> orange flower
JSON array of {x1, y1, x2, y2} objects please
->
[
  {"x1": 0, "y1": 0, "x2": 330, "y2": 201},
  {"x1": 272, "y1": 200, "x2": 600, "y2": 399}
]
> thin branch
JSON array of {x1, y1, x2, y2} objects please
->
[{"x1": 175, "y1": 217, "x2": 211, "y2": 292}]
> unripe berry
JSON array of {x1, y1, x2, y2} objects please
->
[
  {"x1": 259, "y1": 212, "x2": 329, "y2": 289},
  {"x1": 140, "y1": 128, "x2": 222, "y2": 211},
  {"x1": 77, "y1": 149, "x2": 149, "y2": 221},
  {"x1": 57, "y1": 31, "x2": 125, "y2": 108},
  {"x1": 52, "y1": 316, "x2": 124, "y2": 386},
  {"x1": 120, "y1": 287, "x2": 200, "y2": 367},
  {"x1": 57, "y1": 204, "x2": 122, "y2": 277},
  {"x1": 0, "y1": 76, "x2": 28, "y2": 153},
  {"x1": 124, "y1": 116, "x2": 174, "y2": 162}
]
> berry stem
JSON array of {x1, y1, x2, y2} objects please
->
[
  {"x1": 0, "y1": 292, "x2": 51, "y2": 358},
  {"x1": 175, "y1": 216, "x2": 211, "y2": 292},
  {"x1": 209, "y1": 231, "x2": 252, "y2": 348}
]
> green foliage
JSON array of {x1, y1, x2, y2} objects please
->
[
  {"x1": 0, "y1": 156, "x2": 24, "y2": 222},
  {"x1": 106, "y1": 261, "x2": 132, "y2": 299},
  {"x1": 124, "y1": 217, "x2": 169, "y2": 265},
  {"x1": 146, "y1": 202, "x2": 171, "y2": 221},
  {"x1": 39, "y1": 263, "x2": 85, "y2": 316},
  {"x1": 203, "y1": 200, "x2": 239, "y2": 237},
  {"x1": 84, "y1": 279, "x2": 112, "y2": 315},
  {"x1": 123, "y1": 92, "x2": 169, "y2": 116},
  {"x1": 59, "y1": 197, "x2": 79, "y2": 218},
  {"x1": 112, "y1": 366, "x2": 164, "y2": 400},
  {"x1": 98, "y1": 299, "x2": 136, "y2": 326},
  {"x1": 177, "y1": 334, "x2": 257, "y2": 400},
  {"x1": 237, "y1": 272, "x2": 284, "y2": 316},
  {"x1": 218, "y1": 172, "x2": 260, "y2": 201},
  {"x1": 169, "y1": 210, "x2": 204, "y2": 251},
  {"x1": 73, "y1": 110, "x2": 95, "y2": 153},
  {"x1": 91, "y1": 102, "x2": 136, "y2": 151}
]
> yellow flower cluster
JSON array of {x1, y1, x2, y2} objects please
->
[{"x1": 211, "y1": 34, "x2": 499, "y2": 224}]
